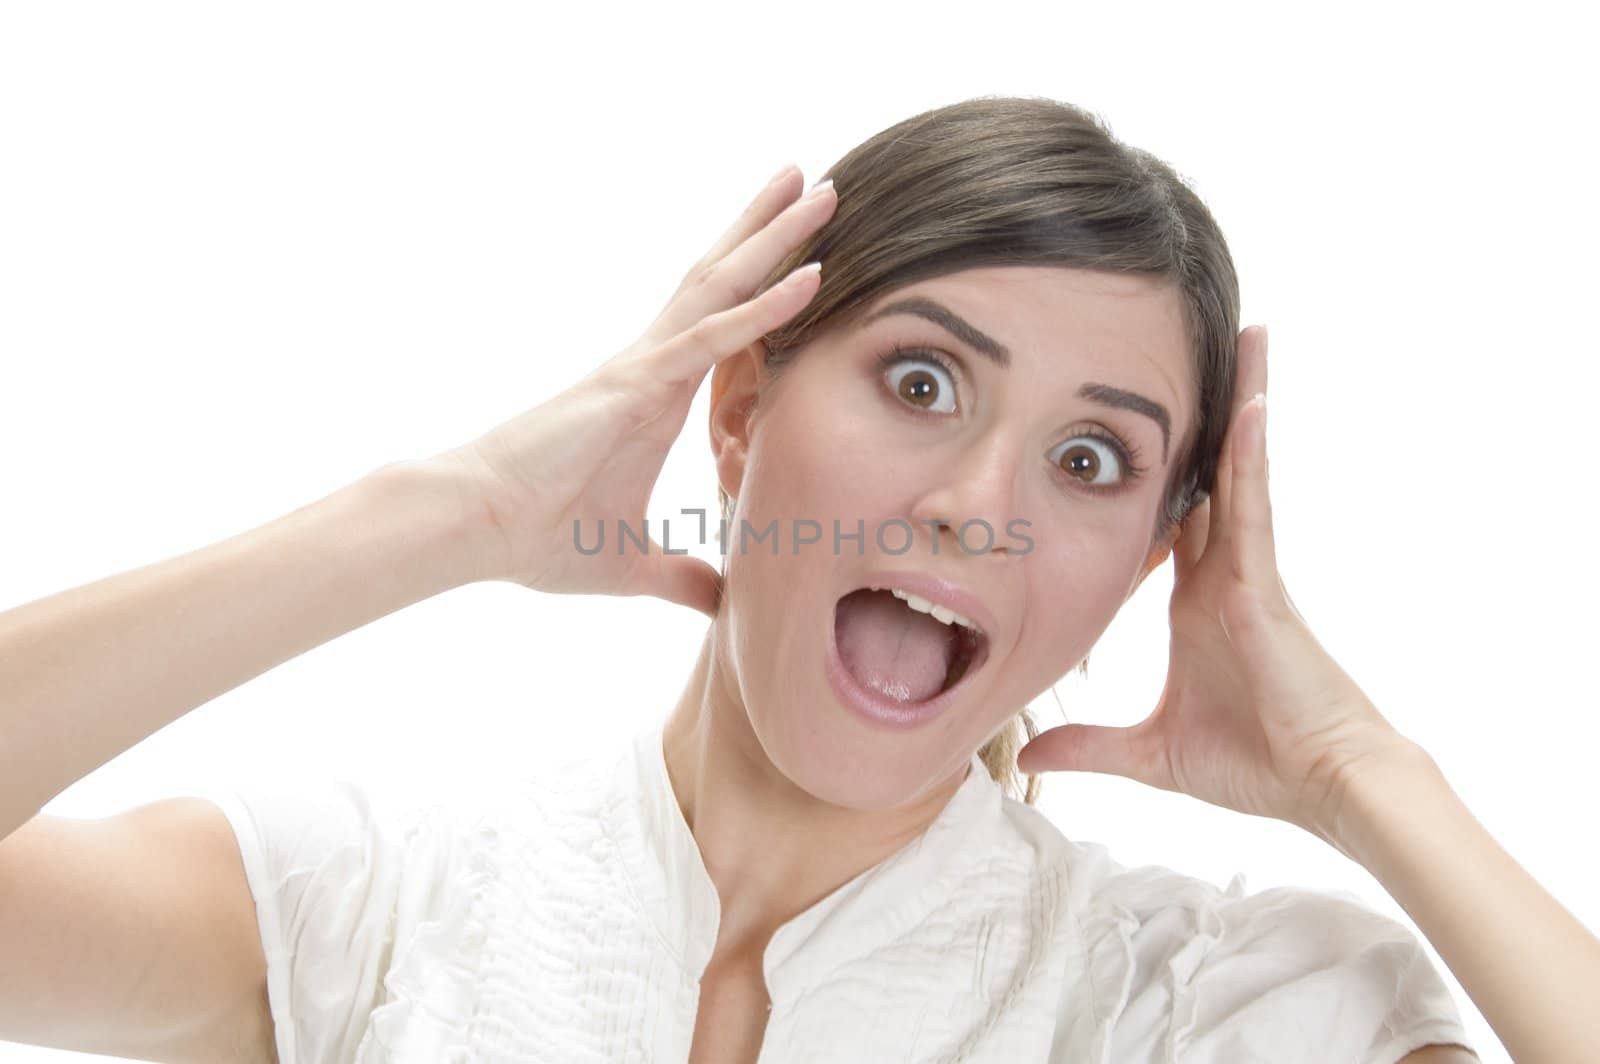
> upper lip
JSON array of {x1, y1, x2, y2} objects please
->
[{"x1": 842, "y1": 569, "x2": 999, "y2": 643}]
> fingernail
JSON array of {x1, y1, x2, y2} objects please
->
[
  {"x1": 782, "y1": 260, "x2": 822, "y2": 285},
  {"x1": 804, "y1": 177, "x2": 835, "y2": 199},
  {"x1": 768, "y1": 163, "x2": 798, "y2": 186}
]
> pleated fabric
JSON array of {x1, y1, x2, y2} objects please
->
[{"x1": 201, "y1": 719, "x2": 1475, "y2": 1063}]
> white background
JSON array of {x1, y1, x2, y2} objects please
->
[{"x1": 1, "y1": 3, "x2": 1593, "y2": 1061}]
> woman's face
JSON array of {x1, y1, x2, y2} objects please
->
[{"x1": 709, "y1": 266, "x2": 1195, "y2": 810}]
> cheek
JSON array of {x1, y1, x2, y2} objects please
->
[
  {"x1": 746, "y1": 410, "x2": 900, "y2": 530},
  {"x1": 1015, "y1": 548, "x2": 1143, "y2": 676}
]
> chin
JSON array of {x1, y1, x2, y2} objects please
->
[{"x1": 752, "y1": 706, "x2": 973, "y2": 813}]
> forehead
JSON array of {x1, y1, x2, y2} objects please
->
[{"x1": 857, "y1": 265, "x2": 1192, "y2": 425}]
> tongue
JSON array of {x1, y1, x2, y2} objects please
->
[{"x1": 834, "y1": 589, "x2": 956, "y2": 704}]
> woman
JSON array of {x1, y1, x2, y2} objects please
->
[{"x1": 1, "y1": 96, "x2": 1586, "y2": 1062}]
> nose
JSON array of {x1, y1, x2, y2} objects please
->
[{"x1": 908, "y1": 431, "x2": 1026, "y2": 558}]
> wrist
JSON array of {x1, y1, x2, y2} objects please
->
[
  {"x1": 1322, "y1": 736, "x2": 1444, "y2": 867},
  {"x1": 363, "y1": 457, "x2": 506, "y2": 590}
]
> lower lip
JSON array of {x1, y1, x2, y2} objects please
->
[{"x1": 823, "y1": 610, "x2": 989, "y2": 732}]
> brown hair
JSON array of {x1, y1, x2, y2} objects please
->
[{"x1": 717, "y1": 94, "x2": 1240, "y2": 805}]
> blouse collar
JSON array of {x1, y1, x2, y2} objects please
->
[{"x1": 602, "y1": 717, "x2": 1002, "y2": 1007}]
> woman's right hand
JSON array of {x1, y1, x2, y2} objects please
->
[{"x1": 426, "y1": 166, "x2": 837, "y2": 617}]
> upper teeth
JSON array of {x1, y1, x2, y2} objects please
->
[{"x1": 874, "y1": 586, "x2": 982, "y2": 635}]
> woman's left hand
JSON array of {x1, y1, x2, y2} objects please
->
[{"x1": 1015, "y1": 325, "x2": 1422, "y2": 848}]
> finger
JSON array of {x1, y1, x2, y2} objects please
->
[
  {"x1": 1211, "y1": 398, "x2": 1238, "y2": 540},
  {"x1": 1233, "y1": 323, "x2": 1268, "y2": 414},
  {"x1": 640, "y1": 548, "x2": 725, "y2": 618},
  {"x1": 1173, "y1": 493, "x2": 1211, "y2": 578},
  {"x1": 637, "y1": 164, "x2": 799, "y2": 347},
  {"x1": 651, "y1": 176, "x2": 837, "y2": 345},
  {"x1": 1015, "y1": 721, "x2": 1169, "y2": 789},
  {"x1": 696, "y1": 164, "x2": 801, "y2": 271},
  {"x1": 1228, "y1": 326, "x2": 1273, "y2": 586},
  {"x1": 649, "y1": 260, "x2": 822, "y2": 387},
  {"x1": 1231, "y1": 393, "x2": 1279, "y2": 589},
  {"x1": 1253, "y1": 323, "x2": 1269, "y2": 397},
  {"x1": 1210, "y1": 325, "x2": 1266, "y2": 539}
]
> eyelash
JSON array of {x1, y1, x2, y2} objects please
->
[{"x1": 873, "y1": 342, "x2": 1150, "y2": 497}]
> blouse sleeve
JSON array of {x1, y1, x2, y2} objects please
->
[
  {"x1": 200, "y1": 778, "x2": 441, "y2": 1064},
  {"x1": 1085, "y1": 864, "x2": 1478, "y2": 1063}
]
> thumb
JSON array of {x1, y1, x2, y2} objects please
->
[
  {"x1": 1016, "y1": 722, "x2": 1154, "y2": 783},
  {"x1": 641, "y1": 551, "x2": 725, "y2": 619}
]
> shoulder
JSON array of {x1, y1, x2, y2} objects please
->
[
  {"x1": 1055, "y1": 853, "x2": 1474, "y2": 1063},
  {"x1": 199, "y1": 744, "x2": 630, "y2": 1063},
  {"x1": 973, "y1": 793, "x2": 1129, "y2": 905},
  {"x1": 201, "y1": 773, "x2": 496, "y2": 1062}
]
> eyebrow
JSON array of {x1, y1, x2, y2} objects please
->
[{"x1": 861, "y1": 296, "x2": 1173, "y2": 462}]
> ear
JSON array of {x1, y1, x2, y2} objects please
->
[
  {"x1": 708, "y1": 340, "x2": 766, "y2": 502},
  {"x1": 1125, "y1": 519, "x2": 1181, "y2": 601}
]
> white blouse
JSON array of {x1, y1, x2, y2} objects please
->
[{"x1": 201, "y1": 720, "x2": 1476, "y2": 1063}]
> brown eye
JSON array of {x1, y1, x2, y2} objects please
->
[
  {"x1": 897, "y1": 368, "x2": 940, "y2": 407},
  {"x1": 1049, "y1": 434, "x2": 1125, "y2": 490},
  {"x1": 881, "y1": 353, "x2": 956, "y2": 414}
]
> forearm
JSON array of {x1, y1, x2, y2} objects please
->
[
  {"x1": 0, "y1": 459, "x2": 484, "y2": 841},
  {"x1": 1332, "y1": 743, "x2": 1600, "y2": 1062}
]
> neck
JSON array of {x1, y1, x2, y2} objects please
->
[{"x1": 661, "y1": 622, "x2": 969, "y2": 958}]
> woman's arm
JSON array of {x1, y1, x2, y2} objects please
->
[
  {"x1": 1329, "y1": 742, "x2": 1600, "y2": 1063},
  {"x1": 1016, "y1": 328, "x2": 1592, "y2": 1061},
  {"x1": 0, "y1": 167, "x2": 838, "y2": 1062},
  {"x1": 0, "y1": 168, "x2": 841, "y2": 849},
  {"x1": 0, "y1": 459, "x2": 486, "y2": 843}
]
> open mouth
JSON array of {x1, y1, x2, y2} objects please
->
[{"x1": 831, "y1": 586, "x2": 992, "y2": 704}]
